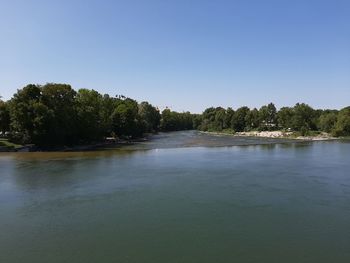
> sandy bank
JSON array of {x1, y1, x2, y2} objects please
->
[{"x1": 202, "y1": 130, "x2": 337, "y2": 141}]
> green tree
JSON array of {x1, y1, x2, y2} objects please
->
[
  {"x1": 111, "y1": 98, "x2": 141, "y2": 137},
  {"x1": 192, "y1": 114, "x2": 203, "y2": 129},
  {"x1": 232, "y1": 106, "x2": 250, "y2": 132},
  {"x1": 318, "y1": 111, "x2": 338, "y2": 133},
  {"x1": 9, "y1": 84, "x2": 44, "y2": 144},
  {"x1": 292, "y1": 103, "x2": 316, "y2": 134},
  {"x1": 5, "y1": 82, "x2": 350, "y2": 147},
  {"x1": 333, "y1": 107, "x2": 350, "y2": 136},
  {"x1": 215, "y1": 108, "x2": 227, "y2": 131},
  {"x1": 199, "y1": 107, "x2": 216, "y2": 131},
  {"x1": 259, "y1": 103, "x2": 277, "y2": 130},
  {"x1": 41, "y1": 83, "x2": 77, "y2": 145},
  {"x1": 277, "y1": 107, "x2": 294, "y2": 130},
  {"x1": 0, "y1": 100, "x2": 10, "y2": 134},
  {"x1": 160, "y1": 109, "x2": 194, "y2": 131},
  {"x1": 30, "y1": 102, "x2": 54, "y2": 145},
  {"x1": 160, "y1": 109, "x2": 175, "y2": 131},
  {"x1": 224, "y1": 107, "x2": 235, "y2": 129},
  {"x1": 76, "y1": 89, "x2": 104, "y2": 142},
  {"x1": 245, "y1": 108, "x2": 259, "y2": 131},
  {"x1": 138, "y1": 102, "x2": 161, "y2": 133},
  {"x1": 100, "y1": 94, "x2": 117, "y2": 136},
  {"x1": 181, "y1": 111, "x2": 194, "y2": 130}
]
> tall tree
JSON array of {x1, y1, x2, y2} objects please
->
[
  {"x1": 245, "y1": 108, "x2": 259, "y2": 131},
  {"x1": 318, "y1": 110, "x2": 338, "y2": 133},
  {"x1": 225, "y1": 107, "x2": 235, "y2": 129},
  {"x1": 76, "y1": 89, "x2": 104, "y2": 142},
  {"x1": 192, "y1": 114, "x2": 203, "y2": 130},
  {"x1": 100, "y1": 94, "x2": 117, "y2": 136},
  {"x1": 277, "y1": 107, "x2": 294, "y2": 130},
  {"x1": 200, "y1": 107, "x2": 216, "y2": 131},
  {"x1": 138, "y1": 102, "x2": 161, "y2": 133},
  {"x1": 259, "y1": 103, "x2": 277, "y2": 130},
  {"x1": 231, "y1": 106, "x2": 250, "y2": 132},
  {"x1": 111, "y1": 98, "x2": 141, "y2": 137},
  {"x1": 292, "y1": 103, "x2": 316, "y2": 134},
  {"x1": 0, "y1": 100, "x2": 10, "y2": 134},
  {"x1": 41, "y1": 83, "x2": 77, "y2": 145},
  {"x1": 214, "y1": 107, "x2": 226, "y2": 131},
  {"x1": 9, "y1": 84, "x2": 45, "y2": 144},
  {"x1": 333, "y1": 107, "x2": 350, "y2": 136},
  {"x1": 160, "y1": 109, "x2": 194, "y2": 131}
]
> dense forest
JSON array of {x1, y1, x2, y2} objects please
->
[
  {"x1": 0, "y1": 83, "x2": 193, "y2": 147},
  {"x1": 196, "y1": 103, "x2": 350, "y2": 137},
  {"x1": 0, "y1": 83, "x2": 350, "y2": 148}
]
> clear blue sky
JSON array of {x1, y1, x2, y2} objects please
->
[{"x1": 0, "y1": 0, "x2": 349, "y2": 113}]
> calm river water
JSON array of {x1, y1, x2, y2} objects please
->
[{"x1": 1, "y1": 131, "x2": 350, "y2": 262}]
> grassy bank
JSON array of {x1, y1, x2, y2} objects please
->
[{"x1": 0, "y1": 138, "x2": 23, "y2": 151}]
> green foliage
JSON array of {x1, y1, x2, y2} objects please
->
[
  {"x1": 0, "y1": 138, "x2": 23, "y2": 149},
  {"x1": 5, "y1": 83, "x2": 182, "y2": 147},
  {"x1": 138, "y1": 102, "x2": 161, "y2": 133},
  {"x1": 111, "y1": 98, "x2": 142, "y2": 138},
  {"x1": 76, "y1": 89, "x2": 104, "y2": 142},
  {"x1": 245, "y1": 108, "x2": 259, "y2": 131},
  {"x1": 214, "y1": 107, "x2": 226, "y2": 131},
  {"x1": 231, "y1": 106, "x2": 250, "y2": 132},
  {"x1": 333, "y1": 107, "x2": 350, "y2": 136},
  {"x1": 0, "y1": 100, "x2": 10, "y2": 134},
  {"x1": 291, "y1": 103, "x2": 317, "y2": 132},
  {"x1": 225, "y1": 107, "x2": 235, "y2": 129},
  {"x1": 9, "y1": 84, "x2": 49, "y2": 145},
  {"x1": 197, "y1": 102, "x2": 348, "y2": 137},
  {"x1": 277, "y1": 107, "x2": 293, "y2": 130},
  {"x1": 198, "y1": 107, "x2": 215, "y2": 131},
  {"x1": 160, "y1": 109, "x2": 194, "y2": 131},
  {"x1": 258, "y1": 103, "x2": 277, "y2": 130},
  {"x1": 292, "y1": 130, "x2": 321, "y2": 137},
  {"x1": 318, "y1": 110, "x2": 338, "y2": 133},
  {"x1": 100, "y1": 94, "x2": 117, "y2": 136},
  {"x1": 4, "y1": 83, "x2": 350, "y2": 148},
  {"x1": 40, "y1": 83, "x2": 77, "y2": 145},
  {"x1": 192, "y1": 114, "x2": 203, "y2": 130}
]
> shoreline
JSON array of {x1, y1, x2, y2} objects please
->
[
  {"x1": 0, "y1": 130, "x2": 342, "y2": 153},
  {"x1": 200, "y1": 130, "x2": 339, "y2": 141},
  {"x1": 0, "y1": 137, "x2": 150, "y2": 153}
]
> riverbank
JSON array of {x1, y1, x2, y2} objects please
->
[
  {"x1": 0, "y1": 137, "x2": 150, "y2": 152},
  {"x1": 0, "y1": 130, "x2": 341, "y2": 153},
  {"x1": 200, "y1": 130, "x2": 338, "y2": 141},
  {"x1": 0, "y1": 138, "x2": 26, "y2": 152}
]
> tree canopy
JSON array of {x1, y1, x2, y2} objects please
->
[
  {"x1": 0, "y1": 99, "x2": 10, "y2": 134},
  {"x1": 4, "y1": 84, "x2": 167, "y2": 147},
  {"x1": 197, "y1": 103, "x2": 350, "y2": 136}
]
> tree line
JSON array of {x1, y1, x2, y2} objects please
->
[
  {"x1": 1, "y1": 83, "x2": 350, "y2": 148},
  {"x1": 0, "y1": 83, "x2": 194, "y2": 147},
  {"x1": 196, "y1": 103, "x2": 350, "y2": 136}
]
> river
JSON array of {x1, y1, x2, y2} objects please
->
[{"x1": 1, "y1": 131, "x2": 349, "y2": 262}]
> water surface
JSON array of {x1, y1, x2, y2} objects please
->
[{"x1": 1, "y1": 132, "x2": 349, "y2": 262}]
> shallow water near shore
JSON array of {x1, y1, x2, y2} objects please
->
[{"x1": 1, "y1": 131, "x2": 350, "y2": 262}]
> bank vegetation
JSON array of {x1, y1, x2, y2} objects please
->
[{"x1": 1, "y1": 83, "x2": 349, "y2": 149}]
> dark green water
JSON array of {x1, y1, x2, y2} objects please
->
[{"x1": 1, "y1": 131, "x2": 350, "y2": 263}]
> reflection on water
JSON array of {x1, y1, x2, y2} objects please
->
[
  {"x1": 121, "y1": 130, "x2": 300, "y2": 150},
  {"x1": 0, "y1": 131, "x2": 349, "y2": 263},
  {"x1": 0, "y1": 130, "x2": 309, "y2": 161}
]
